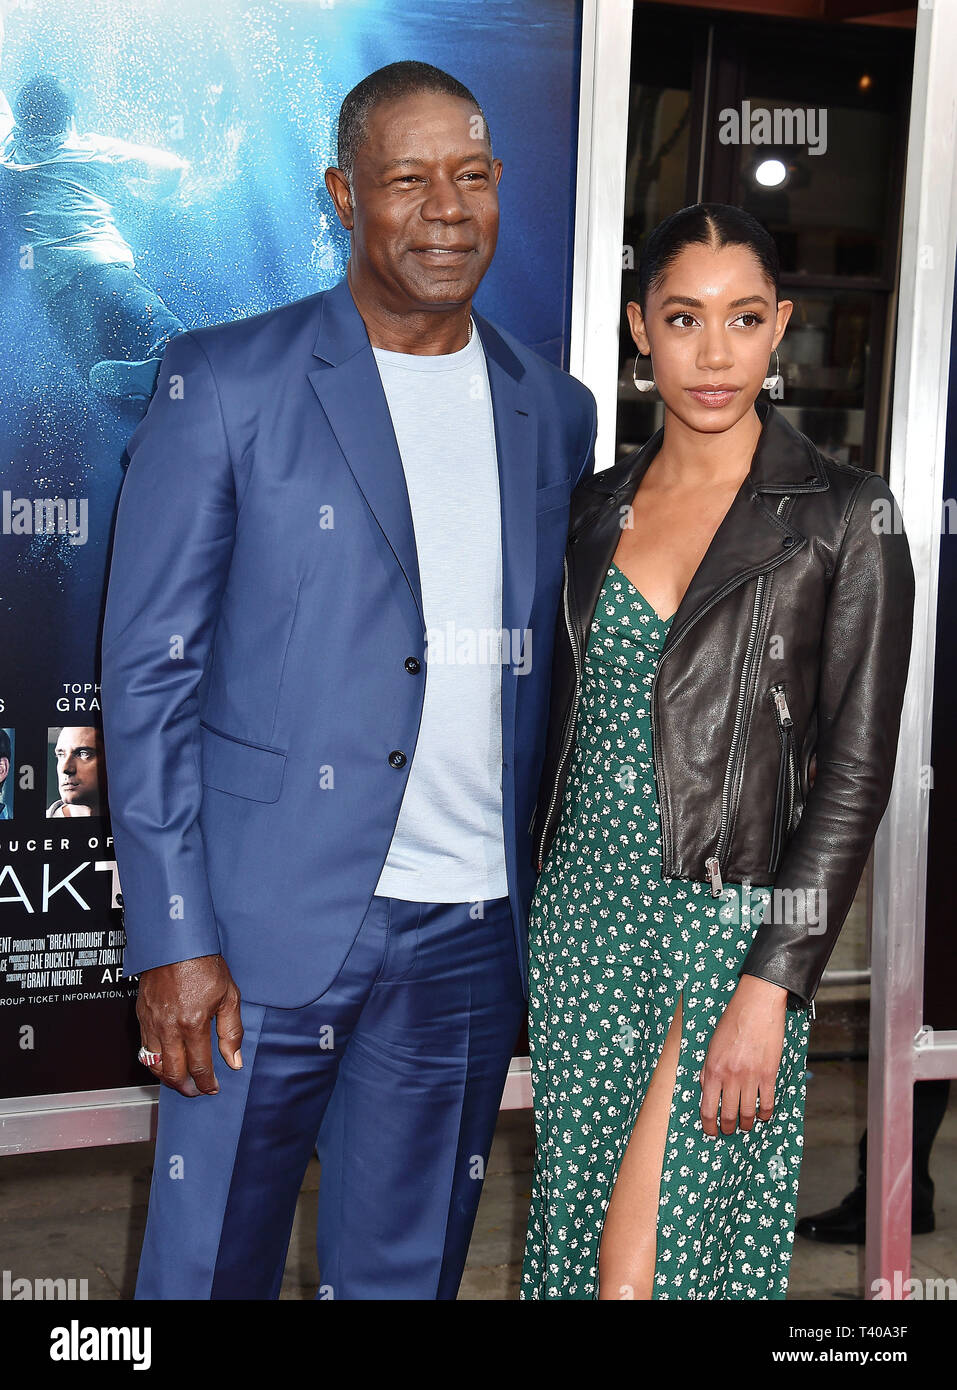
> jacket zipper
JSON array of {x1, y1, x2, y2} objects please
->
[
  {"x1": 536, "y1": 480, "x2": 817, "y2": 1012},
  {"x1": 536, "y1": 554, "x2": 583, "y2": 870},
  {"x1": 765, "y1": 680, "x2": 817, "y2": 1019},
  {"x1": 768, "y1": 682, "x2": 796, "y2": 873},
  {"x1": 704, "y1": 494, "x2": 791, "y2": 897},
  {"x1": 539, "y1": 493, "x2": 795, "y2": 881}
]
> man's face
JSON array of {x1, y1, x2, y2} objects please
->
[
  {"x1": 55, "y1": 727, "x2": 102, "y2": 809},
  {"x1": 327, "y1": 90, "x2": 502, "y2": 314}
]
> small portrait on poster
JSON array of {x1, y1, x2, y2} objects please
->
[
  {"x1": 0, "y1": 726, "x2": 13, "y2": 818},
  {"x1": 46, "y1": 723, "x2": 107, "y2": 818}
]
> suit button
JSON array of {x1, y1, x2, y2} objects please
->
[
  {"x1": 404, "y1": 657, "x2": 421, "y2": 674},
  {"x1": 389, "y1": 750, "x2": 407, "y2": 768}
]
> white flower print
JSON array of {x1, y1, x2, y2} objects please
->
[{"x1": 521, "y1": 566, "x2": 812, "y2": 1302}]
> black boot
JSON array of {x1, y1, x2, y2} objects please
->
[
  {"x1": 796, "y1": 1183, "x2": 870, "y2": 1244},
  {"x1": 796, "y1": 1079, "x2": 949, "y2": 1243}
]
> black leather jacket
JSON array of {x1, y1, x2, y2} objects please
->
[{"x1": 531, "y1": 400, "x2": 915, "y2": 1010}]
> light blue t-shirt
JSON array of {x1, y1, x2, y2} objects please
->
[{"x1": 372, "y1": 322, "x2": 509, "y2": 903}]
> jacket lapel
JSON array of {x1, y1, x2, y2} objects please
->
[
  {"x1": 472, "y1": 311, "x2": 537, "y2": 661},
  {"x1": 307, "y1": 279, "x2": 424, "y2": 623},
  {"x1": 568, "y1": 401, "x2": 829, "y2": 653},
  {"x1": 306, "y1": 280, "x2": 538, "y2": 663}
]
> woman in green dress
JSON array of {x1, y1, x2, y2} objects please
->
[{"x1": 521, "y1": 204, "x2": 915, "y2": 1301}]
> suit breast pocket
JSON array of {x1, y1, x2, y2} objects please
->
[
  {"x1": 199, "y1": 721, "x2": 287, "y2": 803},
  {"x1": 535, "y1": 479, "x2": 571, "y2": 516}
]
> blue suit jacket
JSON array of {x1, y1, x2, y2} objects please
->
[{"x1": 100, "y1": 277, "x2": 597, "y2": 1007}]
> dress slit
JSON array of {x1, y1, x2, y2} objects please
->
[
  {"x1": 595, "y1": 989, "x2": 685, "y2": 1300},
  {"x1": 521, "y1": 565, "x2": 812, "y2": 1300}
]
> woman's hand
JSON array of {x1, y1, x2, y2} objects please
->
[{"x1": 699, "y1": 974, "x2": 788, "y2": 1136}]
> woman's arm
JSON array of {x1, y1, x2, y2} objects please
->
[
  {"x1": 701, "y1": 469, "x2": 915, "y2": 1134},
  {"x1": 739, "y1": 469, "x2": 916, "y2": 1007}
]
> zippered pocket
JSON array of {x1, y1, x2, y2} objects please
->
[{"x1": 768, "y1": 682, "x2": 797, "y2": 873}]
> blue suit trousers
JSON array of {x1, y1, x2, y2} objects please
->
[{"x1": 134, "y1": 894, "x2": 525, "y2": 1299}]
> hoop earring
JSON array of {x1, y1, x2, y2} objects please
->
[
  {"x1": 632, "y1": 354, "x2": 656, "y2": 393},
  {"x1": 762, "y1": 348, "x2": 782, "y2": 392}
]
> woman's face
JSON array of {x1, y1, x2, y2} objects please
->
[{"x1": 626, "y1": 241, "x2": 793, "y2": 435}]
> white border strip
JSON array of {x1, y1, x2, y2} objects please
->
[
  {"x1": 867, "y1": 0, "x2": 957, "y2": 1296},
  {"x1": 1, "y1": 1056, "x2": 535, "y2": 1153},
  {"x1": 569, "y1": 0, "x2": 635, "y2": 474},
  {"x1": 0, "y1": 1086, "x2": 159, "y2": 1155}
]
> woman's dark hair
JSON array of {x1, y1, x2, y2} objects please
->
[{"x1": 636, "y1": 203, "x2": 780, "y2": 310}]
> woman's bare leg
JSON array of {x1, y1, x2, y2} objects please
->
[{"x1": 597, "y1": 993, "x2": 683, "y2": 1300}]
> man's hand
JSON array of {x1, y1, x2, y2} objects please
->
[
  {"x1": 136, "y1": 954, "x2": 243, "y2": 1098},
  {"x1": 699, "y1": 974, "x2": 788, "y2": 1137}
]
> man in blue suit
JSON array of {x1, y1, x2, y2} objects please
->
[{"x1": 100, "y1": 60, "x2": 596, "y2": 1299}]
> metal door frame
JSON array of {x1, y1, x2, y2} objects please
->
[{"x1": 865, "y1": 0, "x2": 957, "y2": 1299}]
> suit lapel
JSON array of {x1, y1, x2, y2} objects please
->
[
  {"x1": 307, "y1": 282, "x2": 539, "y2": 667},
  {"x1": 473, "y1": 312, "x2": 536, "y2": 662},
  {"x1": 307, "y1": 280, "x2": 423, "y2": 623}
]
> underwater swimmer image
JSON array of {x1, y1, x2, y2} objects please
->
[{"x1": 0, "y1": 1, "x2": 189, "y2": 402}]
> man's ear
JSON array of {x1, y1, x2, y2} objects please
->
[{"x1": 324, "y1": 166, "x2": 354, "y2": 231}]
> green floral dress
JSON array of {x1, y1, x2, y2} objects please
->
[{"x1": 521, "y1": 563, "x2": 812, "y2": 1301}]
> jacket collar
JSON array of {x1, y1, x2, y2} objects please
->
[
  {"x1": 576, "y1": 399, "x2": 827, "y2": 526},
  {"x1": 566, "y1": 399, "x2": 827, "y2": 651},
  {"x1": 311, "y1": 274, "x2": 526, "y2": 382}
]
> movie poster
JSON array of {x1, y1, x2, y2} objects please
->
[{"x1": 0, "y1": 0, "x2": 582, "y2": 1104}]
